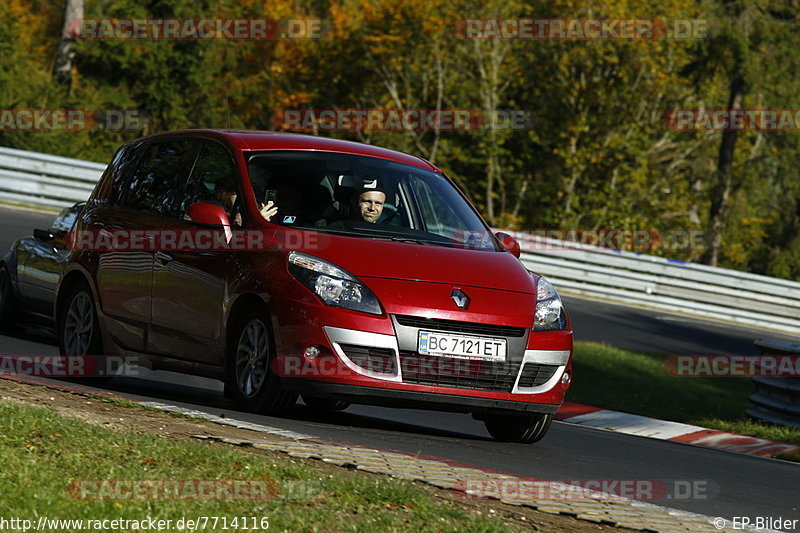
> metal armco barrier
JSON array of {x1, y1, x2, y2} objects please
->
[
  {"x1": 0, "y1": 146, "x2": 105, "y2": 209},
  {"x1": 508, "y1": 231, "x2": 800, "y2": 335},
  {"x1": 748, "y1": 339, "x2": 800, "y2": 428},
  {"x1": 2, "y1": 146, "x2": 800, "y2": 337}
]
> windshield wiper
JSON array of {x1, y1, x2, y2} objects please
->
[
  {"x1": 388, "y1": 236, "x2": 434, "y2": 245},
  {"x1": 303, "y1": 225, "x2": 457, "y2": 247}
]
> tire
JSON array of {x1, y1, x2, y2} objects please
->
[
  {"x1": 484, "y1": 413, "x2": 553, "y2": 444},
  {"x1": 302, "y1": 394, "x2": 350, "y2": 412},
  {"x1": 226, "y1": 302, "x2": 297, "y2": 414},
  {"x1": 57, "y1": 282, "x2": 102, "y2": 356},
  {"x1": 56, "y1": 282, "x2": 114, "y2": 384},
  {"x1": 0, "y1": 265, "x2": 17, "y2": 330}
]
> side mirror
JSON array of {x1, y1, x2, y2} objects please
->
[
  {"x1": 187, "y1": 202, "x2": 231, "y2": 227},
  {"x1": 33, "y1": 228, "x2": 55, "y2": 242},
  {"x1": 495, "y1": 232, "x2": 521, "y2": 258}
]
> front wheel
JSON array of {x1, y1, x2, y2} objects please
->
[
  {"x1": 484, "y1": 413, "x2": 553, "y2": 444},
  {"x1": 58, "y1": 283, "x2": 102, "y2": 356},
  {"x1": 226, "y1": 303, "x2": 297, "y2": 414}
]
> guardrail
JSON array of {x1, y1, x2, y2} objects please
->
[
  {"x1": 509, "y1": 232, "x2": 800, "y2": 335},
  {"x1": 2, "y1": 146, "x2": 800, "y2": 336},
  {"x1": 0, "y1": 146, "x2": 105, "y2": 210},
  {"x1": 749, "y1": 339, "x2": 800, "y2": 428}
]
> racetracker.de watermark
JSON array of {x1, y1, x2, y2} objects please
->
[
  {"x1": 455, "y1": 18, "x2": 708, "y2": 40},
  {"x1": 0, "y1": 355, "x2": 140, "y2": 378},
  {"x1": 665, "y1": 355, "x2": 800, "y2": 377},
  {"x1": 0, "y1": 109, "x2": 147, "y2": 131},
  {"x1": 457, "y1": 478, "x2": 716, "y2": 503},
  {"x1": 70, "y1": 18, "x2": 326, "y2": 40},
  {"x1": 666, "y1": 109, "x2": 800, "y2": 131},
  {"x1": 68, "y1": 479, "x2": 279, "y2": 501},
  {"x1": 510, "y1": 229, "x2": 705, "y2": 252},
  {"x1": 275, "y1": 353, "x2": 500, "y2": 379},
  {"x1": 65, "y1": 228, "x2": 327, "y2": 252},
  {"x1": 271, "y1": 109, "x2": 536, "y2": 131}
]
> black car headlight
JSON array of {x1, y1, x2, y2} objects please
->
[
  {"x1": 288, "y1": 251, "x2": 382, "y2": 315},
  {"x1": 534, "y1": 276, "x2": 567, "y2": 331}
]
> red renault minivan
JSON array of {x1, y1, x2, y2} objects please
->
[{"x1": 57, "y1": 130, "x2": 572, "y2": 443}]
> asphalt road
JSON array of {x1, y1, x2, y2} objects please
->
[{"x1": 1, "y1": 205, "x2": 798, "y2": 524}]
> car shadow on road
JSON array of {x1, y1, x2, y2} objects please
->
[
  {"x1": 84, "y1": 376, "x2": 487, "y2": 442},
  {"x1": 0, "y1": 325, "x2": 58, "y2": 349}
]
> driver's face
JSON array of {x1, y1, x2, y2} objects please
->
[{"x1": 358, "y1": 191, "x2": 385, "y2": 223}]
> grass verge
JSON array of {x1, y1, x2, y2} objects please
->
[
  {"x1": 0, "y1": 400, "x2": 523, "y2": 533},
  {"x1": 568, "y1": 341, "x2": 800, "y2": 449}
]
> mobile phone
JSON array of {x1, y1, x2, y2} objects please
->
[{"x1": 264, "y1": 189, "x2": 277, "y2": 205}]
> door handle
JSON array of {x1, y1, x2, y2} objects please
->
[{"x1": 155, "y1": 251, "x2": 173, "y2": 263}]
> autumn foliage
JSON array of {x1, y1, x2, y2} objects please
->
[{"x1": 1, "y1": 0, "x2": 799, "y2": 279}]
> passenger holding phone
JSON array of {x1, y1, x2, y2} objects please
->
[
  {"x1": 259, "y1": 189, "x2": 278, "y2": 222},
  {"x1": 260, "y1": 200, "x2": 278, "y2": 222},
  {"x1": 217, "y1": 189, "x2": 277, "y2": 224}
]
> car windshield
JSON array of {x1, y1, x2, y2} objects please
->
[
  {"x1": 51, "y1": 202, "x2": 85, "y2": 234},
  {"x1": 246, "y1": 151, "x2": 497, "y2": 251}
]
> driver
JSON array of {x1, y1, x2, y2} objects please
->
[
  {"x1": 326, "y1": 184, "x2": 386, "y2": 229},
  {"x1": 355, "y1": 187, "x2": 385, "y2": 223}
]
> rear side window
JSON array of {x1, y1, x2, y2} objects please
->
[{"x1": 119, "y1": 140, "x2": 195, "y2": 217}]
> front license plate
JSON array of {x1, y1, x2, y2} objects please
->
[{"x1": 418, "y1": 331, "x2": 506, "y2": 360}]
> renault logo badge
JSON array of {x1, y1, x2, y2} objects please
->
[{"x1": 450, "y1": 289, "x2": 469, "y2": 309}]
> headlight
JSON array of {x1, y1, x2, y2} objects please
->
[
  {"x1": 534, "y1": 276, "x2": 567, "y2": 331},
  {"x1": 288, "y1": 251, "x2": 382, "y2": 315}
]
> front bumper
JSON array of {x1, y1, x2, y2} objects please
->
[
  {"x1": 282, "y1": 379, "x2": 562, "y2": 415},
  {"x1": 274, "y1": 311, "x2": 572, "y2": 408},
  {"x1": 324, "y1": 324, "x2": 570, "y2": 395}
]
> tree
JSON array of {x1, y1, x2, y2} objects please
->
[
  {"x1": 53, "y1": 0, "x2": 84, "y2": 86},
  {"x1": 690, "y1": 0, "x2": 800, "y2": 266}
]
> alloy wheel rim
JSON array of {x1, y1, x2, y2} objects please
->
[
  {"x1": 235, "y1": 319, "x2": 269, "y2": 398},
  {"x1": 63, "y1": 292, "x2": 94, "y2": 355}
]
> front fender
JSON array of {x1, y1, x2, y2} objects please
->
[
  {"x1": 1, "y1": 248, "x2": 20, "y2": 299},
  {"x1": 54, "y1": 262, "x2": 98, "y2": 328}
]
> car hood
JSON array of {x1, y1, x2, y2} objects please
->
[{"x1": 309, "y1": 236, "x2": 535, "y2": 294}]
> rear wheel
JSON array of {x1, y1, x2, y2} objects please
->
[
  {"x1": 484, "y1": 413, "x2": 553, "y2": 444},
  {"x1": 302, "y1": 394, "x2": 350, "y2": 412},
  {"x1": 0, "y1": 265, "x2": 16, "y2": 330},
  {"x1": 226, "y1": 303, "x2": 297, "y2": 414}
]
